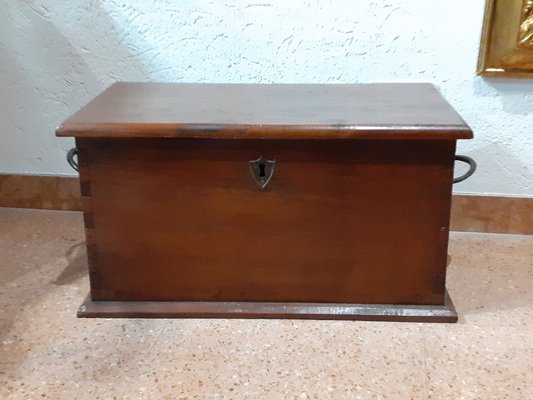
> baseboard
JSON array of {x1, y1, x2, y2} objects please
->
[
  {"x1": 0, "y1": 174, "x2": 531, "y2": 235},
  {"x1": 450, "y1": 194, "x2": 533, "y2": 235},
  {"x1": 0, "y1": 174, "x2": 81, "y2": 211}
]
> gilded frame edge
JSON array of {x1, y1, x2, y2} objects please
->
[
  {"x1": 477, "y1": 0, "x2": 496, "y2": 76},
  {"x1": 477, "y1": 0, "x2": 533, "y2": 78}
]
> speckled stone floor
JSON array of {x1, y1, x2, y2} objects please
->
[{"x1": 0, "y1": 208, "x2": 532, "y2": 400}]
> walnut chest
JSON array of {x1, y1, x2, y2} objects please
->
[{"x1": 57, "y1": 83, "x2": 473, "y2": 322}]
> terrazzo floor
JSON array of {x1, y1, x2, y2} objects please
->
[{"x1": 0, "y1": 208, "x2": 532, "y2": 400}]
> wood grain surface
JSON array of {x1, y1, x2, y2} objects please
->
[
  {"x1": 78, "y1": 138, "x2": 455, "y2": 305},
  {"x1": 57, "y1": 83, "x2": 473, "y2": 139},
  {"x1": 77, "y1": 291, "x2": 458, "y2": 322}
]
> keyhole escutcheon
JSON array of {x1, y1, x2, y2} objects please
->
[{"x1": 249, "y1": 156, "x2": 276, "y2": 189}]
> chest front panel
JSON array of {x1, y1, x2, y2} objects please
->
[{"x1": 78, "y1": 138, "x2": 455, "y2": 305}]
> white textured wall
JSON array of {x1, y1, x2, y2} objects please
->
[{"x1": 1, "y1": 0, "x2": 532, "y2": 196}]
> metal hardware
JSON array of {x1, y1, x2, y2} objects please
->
[
  {"x1": 67, "y1": 148, "x2": 79, "y2": 172},
  {"x1": 249, "y1": 156, "x2": 276, "y2": 189},
  {"x1": 453, "y1": 155, "x2": 476, "y2": 184}
]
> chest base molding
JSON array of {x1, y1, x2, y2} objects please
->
[{"x1": 77, "y1": 290, "x2": 458, "y2": 323}]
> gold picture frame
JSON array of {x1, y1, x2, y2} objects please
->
[{"x1": 477, "y1": 0, "x2": 533, "y2": 77}]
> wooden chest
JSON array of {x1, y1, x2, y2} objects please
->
[{"x1": 57, "y1": 83, "x2": 473, "y2": 322}]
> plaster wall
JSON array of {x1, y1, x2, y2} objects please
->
[{"x1": 1, "y1": 0, "x2": 532, "y2": 195}]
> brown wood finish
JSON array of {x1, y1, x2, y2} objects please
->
[
  {"x1": 77, "y1": 290, "x2": 458, "y2": 323},
  {"x1": 56, "y1": 82, "x2": 473, "y2": 322},
  {"x1": 77, "y1": 138, "x2": 455, "y2": 306},
  {"x1": 57, "y1": 83, "x2": 472, "y2": 140}
]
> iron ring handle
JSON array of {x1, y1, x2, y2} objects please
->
[
  {"x1": 453, "y1": 155, "x2": 476, "y2": 184},
  {"x1": 64, "y1": 149, "x2": 475, "y2": 182},
  {"x1": 67, "y1": 148, "x2": 79, "y2": 172}
]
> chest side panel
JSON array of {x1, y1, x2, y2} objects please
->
[{"x1": 78, "y1": 138, "x2": 455, "y2": 305}]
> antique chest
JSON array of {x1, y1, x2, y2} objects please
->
[{"x1": 57, "y1": 83, "x2": 473, "y2": 322}]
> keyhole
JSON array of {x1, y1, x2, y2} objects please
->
[{"x1": 258, "y1": 163, "x2": 266, "y2": 178}]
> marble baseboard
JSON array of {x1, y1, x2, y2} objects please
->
[
  {"x1": 451, "y1": 195, "x2": 533, "y2": 235},
  {"x1": 0, "y1": 174, "x2": 82, "y2": 211},
  {"x1": 0, "y1": 174, "x2": 531, "y2": 235}
]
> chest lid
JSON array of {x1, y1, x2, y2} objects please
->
[{"x1": 56, "y1": 82, "x2": 472, "y2": 140}]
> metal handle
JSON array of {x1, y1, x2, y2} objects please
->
[
  {"x1": 453, "y1": 155, "x2": 476, "y2": 184},
  {"x1": 67, "y1": 148, "x2": 79, "y2": 172}
]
